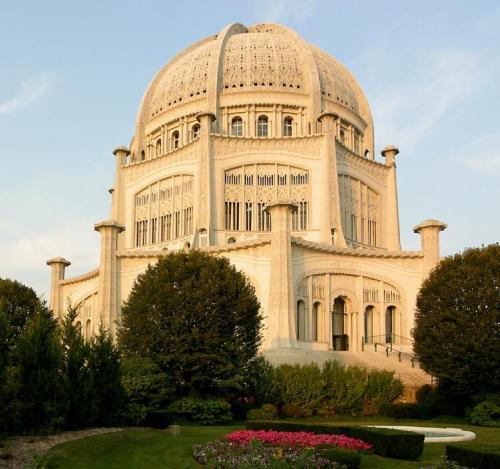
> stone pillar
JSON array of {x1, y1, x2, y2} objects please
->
[
  {"x1": 413, "y1": 219, "x2": 447, "y2": 278},
  {"x1": 111, "y1": 146, "x2": 129, "y2": 221},
  {"x1": 94, "y1": 220, "x2": 125, "y2": 337},
  {"x1": 317, "y1": 113, "x2": 347, "y2": 246},
  {"x1": 381, "y1": 145, "x2": 402, "y2": 251},
  {"x1": 266, "y1": 202, "x2": 297, "y2": 348},
  {"x1": 196, "y1": 112, "x2": 216, "y2": 245},
  {"x1": 46, "y1": 257, "x2": 71, "y2": 317}
]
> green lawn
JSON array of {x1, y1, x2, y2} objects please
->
[{"x1": 46, "y1": 417, "x2": 500, "y2": 468}]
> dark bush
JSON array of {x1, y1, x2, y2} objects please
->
[
  {"x1": 247, "y1": 403, "x2": 278, "y2": 421},
  {"x1": 468, "y1": 396, "x2": 500, "y2": 427},
  {"x1": 318, "y1": 447, "x2": 362, "y2": 468},
  {"x1": 281, "y1": 403, "x2": 307, "y2": 418},
  {"x1": 246, "y1": 422, "x2": 424, "y2": 459},
  {"x1": 447, "y1": 444, "x2": 500, "y2": 469},
  {"x1": 143, "y1": 409, "x2": 173, "y2": 429},
  {"x1": 246, "y1": 421, "x2": 424, "y2": 460},
  {"x1": 380, "y1": 402, "x2": 434, "y2": 419},
  {"x1": 167, "y1": 397, "x2": 232, "y2": 424}
]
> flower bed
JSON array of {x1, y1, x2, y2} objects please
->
[
  {"x1": 226, "y1": 430, "x2": 372, "y2": 451},
  {"x1": 192, "y1": 429, "x2": 371, "y2": 468}
]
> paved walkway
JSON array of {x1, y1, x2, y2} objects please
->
[{"x1": 0, "y1": 427, "x2": 123, "y2": 468}]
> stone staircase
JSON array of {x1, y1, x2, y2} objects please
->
[{"x1": 263, "y1": 348, "x2": 433, "y2": 400}]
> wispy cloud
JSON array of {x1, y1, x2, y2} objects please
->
[
  {"x1": 458, "y1": 133, "x2": 500, "y2": 176},
  {"x1": 371, "y1": 50, "x2": 478, "y2": 152},
  {"x1": 0, "y1": 72, "x2": 56, "y2": 114},
  {"x1": 252, "y1": 0, "x2": 316, "y2": 24}
]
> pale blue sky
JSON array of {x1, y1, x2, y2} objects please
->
[{"x1": 1, "y1": 0, "x2": 499, "y2": 298}]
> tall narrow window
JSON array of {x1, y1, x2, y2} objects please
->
[
  {"x1": 283, "y1": 116, "x2": 293, "y2": 137},
  {"x1": 385, "y1": 306, "x2": 395, "y2": 343},
  {"x1": 257, "y1": 115, "x2": 268, "y2": 137},
  {"x1": 312, "y1": 302, "x2": 319, "y2": 341},
  {"x1": 155, "y1": 139, "x2": 162, "y2": 157},
  {"x1": 364, "y1": 306, "x2": 374, "y2": 343},
  {"x1": 245, "y1": 202, "x2": 253, "y2": 231},
  {"x1": 191, "y1": 124, "x2": 200, "y2": 140},
  {"x1": 297, "y1": 300, "x2": 306, "y2": 340},
  {"x1": 231, "y1": 116, "x2": 243, "y2": 136},
  {"x1": 172, "y1": 130, "x2": 180, "y2": 149}
]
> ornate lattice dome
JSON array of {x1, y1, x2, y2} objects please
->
[{"x1": 135, "y1": 23, "x2": 373, "y2": 150}]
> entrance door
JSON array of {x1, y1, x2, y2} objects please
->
[{"x1": 332, "y1": 297, "x2": 348, "y2": 351}]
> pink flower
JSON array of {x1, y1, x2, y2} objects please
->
[{"x1": 225, "y1": 430, "x2": 372, "y2": 451}]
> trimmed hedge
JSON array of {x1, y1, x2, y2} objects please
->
[
  {"x1": 246, "y1": 421, "x2": 424, "y2": 460},
  {"x1": 447, "y1": 444, "x2": 500, "y2": 469},
  {"x1": 318, "y1": 447, "x2": 362, "y2": 468},
  {"x1": 380, "y1": 402, "x2": 434, "y2": 419}
]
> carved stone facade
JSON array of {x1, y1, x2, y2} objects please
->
[{"x1": 47, "y1": 23, "x2": 446, "y2": 366}]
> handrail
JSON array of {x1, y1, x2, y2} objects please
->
[
  {"x1": 372, "y1": 342, "x2": 419, "y2": 368},
  {"x1": 363, "y1": 334, "x2": 413, "y2": 345}
]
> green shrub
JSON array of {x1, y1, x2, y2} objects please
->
[
  {"x1": 447, "y1": 444, "x2": 500, "y2": 469},
  {"x1": 380, "y1": 402, "x2": 434, "y2": 419},
  {"x1": 121, "y1": 356, "x2": 175, "y2": 425},
  {"x1": 273, "y1": 363, "x2": 323, "y2": 414},
  {"x1": 246, "y1": 421, "x2": 424, "y2": 460},
  {"x1": 168, "y1": 397, "x2": 232, "y2": 424},
  {"x1": 363, "y1": 370, "x2": 403, "y2": 415},
  {"x1": 318, "y1": 447, "x2": 362, "y2": 468},
  {"x1": 247, "y1": 403, "x2": 278, "y2": 420},
  {"x1": 468, "y1": 397, "x2": 500, "y2": 427}
]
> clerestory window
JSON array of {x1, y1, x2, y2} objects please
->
[
  {"x1": 231, "y1": 116, "x2": 243, "y2": 136},
  {"x1": 257, "y1": 115, "x2": 268, "y2": 137}
]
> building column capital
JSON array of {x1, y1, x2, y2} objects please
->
[
  {"x1": 94, "y1": 220, "x2": 125, "y2": 234},
  {"x1": 46, "y1": 257, "x2": 71, "y2": 267},
  {"x1": 381, "y1": 145, "x2": 400, "y2": 167}
]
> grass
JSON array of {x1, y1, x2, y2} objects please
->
[{"x1": 45, "y1": 417, "x2": 500, "y2": 468}]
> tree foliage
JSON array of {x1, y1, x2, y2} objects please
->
[
  {"x1": 0, "y1": 277, "x2": 40, "y2": 351},
  {"x1": 60, "y1": 307, "x2": 92, "y2": 429},
  {"x1": 14, "y1": 306, "x2": 64, "y2": 431},
  {"x1": 119, "y1": 251, "x2": 262, "y2": 399},
  {"x1": 413, "y1": 244, "x2": 500, "y2": 401}
]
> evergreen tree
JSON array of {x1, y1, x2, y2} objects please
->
[
  {"x1": 15, "y1": 306, "x2": 64, "y2": 431},
  {"x1": 413, "y1": 244, "x2": 500, "y2": 404},
  {"x1": 88, "y1": 323, "x2": 125, "y2": 426},
  {"x1": 119, "y1": 251, "x2": 262, "y2": 399},
  {"x1": 60, "y1": 307, "x2": 92, "y2": 429}
]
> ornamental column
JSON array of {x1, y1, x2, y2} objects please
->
[
  {"x1": 196, "y1": 112, "x2": 216, "y2": 245},
  {"x1": 94, "y1": 220, "x2": 125, "y2": 337},
  {"x1": 413, "y1": 219, "x2": 447, "y2": 278},
  {"x1": 46, "y1": 257, "x2": 71, "y2": 317},
  {"x1": 381, "y1": 145, "x2": 402, "y2": 251},
  {"x1": 317, "y1": 113, "x2": 346, "y2": 246},
  {"x1": 266, "y1": 202, "x2": 297, "y2": 348}
]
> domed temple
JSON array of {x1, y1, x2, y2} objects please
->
[{"x1": 47, "y1": 23, "x2": 446, "y2": 385}]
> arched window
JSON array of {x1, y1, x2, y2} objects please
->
[
  {"x1": 227, "y1": 237, "x2": 236, "y2": 244},
  {"x1": 140, "y1": 150, "x2": 145, "y2": 161},
  {"x1": 192, "y1": 124, "x2": 200, "y2": 139},
  {"x1": 155, "y1": 139, "x2": 162, "y2": 157},
  {"x1": 364, "y1": 306, "x2": 374, "y2": 343},
  {"x1": 231, "y1": 116, "x2": 243, "y2": 136},
  {"x1": 257, "y1": 115, "x2": 268, "y2": 137},
  {"x1": 364, "y1": 149, "x2": 370, "y2": 159},
  {"x1": 76, "y1": 321, "x2": 82, "y2": 335},
  {"x1": 385, "y1": 306, "x2": 395, "y2": 343},
  {"x1": 312, "y1": 302, "x2": 320, "y2": 341},
  {"x1": 172, "y1": 130, "x2": 180, "y2": 149},
  {"x1": 283, "y1": 116, "x2": 293, "y2": 137},
  {"x1": 296, "y1": 300, "x2": 306, "y2": 341},
  {"x1": 85, "y1": 319, "x2": 92, "y2": 341}
]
